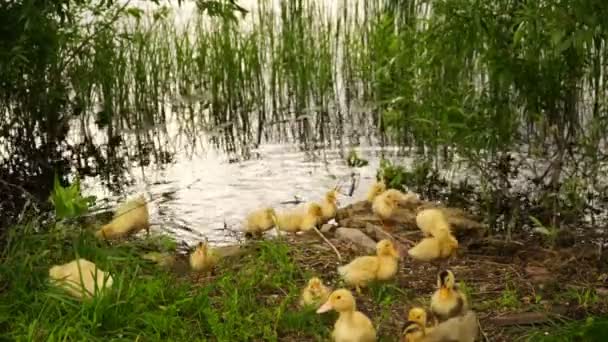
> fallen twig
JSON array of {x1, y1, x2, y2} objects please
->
[{"x1": 312, "y1": 226, "x2": 342, "y2": 262}]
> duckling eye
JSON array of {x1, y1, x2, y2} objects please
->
[{"x1": 336, "y1": 295, "x2": 341, "y2": 300}]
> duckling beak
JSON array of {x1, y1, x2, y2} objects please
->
[
  {"x1": 439, "y1": 287, "x2": 450, "y2": 299},
  {"x1": 316, "y1": 299, "x2": 333, "y2": 314}
]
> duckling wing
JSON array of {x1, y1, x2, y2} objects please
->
[
  {"x1": 407, "y1": 238, "x2": 441, "y2": 262},
  {"x1": 338, "y1": 256, "x2": 380, "y2": 284},
  {"x1": 276, "y1": 212, "x2": 302, "y2": 232}
]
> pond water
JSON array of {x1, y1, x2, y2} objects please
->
[{"x1": 82, "y1": 142, "x2": 416, "y2": 246}]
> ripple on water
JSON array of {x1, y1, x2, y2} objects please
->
[{"x1": 83, "y1": 144, "x2": 410, "y2": 246}]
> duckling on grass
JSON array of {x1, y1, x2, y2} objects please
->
[
  {"x1": 95, "y1": 195, "x2": 150, "y2": 240},
  {"x1": 338, "y1": 239, "x2": 400, "y2": 293},
  {"x1": 300, "y1": 276, "x2": 331, "y2": 309},
  {"x1": 189, "y1": 240, "x2": 220, "y2": 279},
  {"x1": 49, "y1": 258, "x2": 113, "y2": 300},
  {"x1": 402, "y1": 310, "x2": 478, "y2": 342},
  {"x1": 317, "y1": 288, "x2": 377, "y2": 342},
  {"x1": 430, "y1": 270, "x2": 468, "y2": 322}
]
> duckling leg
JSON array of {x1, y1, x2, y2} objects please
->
[{"x1": 355, "y1": 284, "x2": 362, "y2": 294}]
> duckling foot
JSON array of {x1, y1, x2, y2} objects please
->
[{"x1": 355, "y1": 285, "x2": 362, "y2": 294}]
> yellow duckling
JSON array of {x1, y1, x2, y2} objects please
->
[
  {"x1": 317, "y1": 289, "x2": 377, "y2": 342},
  {"x1": 416, "y1": 208, "x2": 452, "y2": 238},
  {"x1": 275, "y1": 210, "x2": 302, "y2": 233},
  {"x1": 372, "y1": 190, "x2": 400, "y2": 230},
  {"x1": 407, "y1": 307, "x2": 433, "y2": 330},
  {"x1": 430, "y1": 270, "x2": 468, "y2": 322},
  {"x1": 95, "y1": 195, "x2": 150, "y2": 240},
  {"x1": 189, "y1": 241, "x2": 220, "y2": 274},
  {"x1": 49, "y1": 258, "x2": 113, "y2": 299},
  {"x1": 320, "y1": 189, "x2": 339, "y2": 223},
  {"x1": 300, "y1": 202, "x2": 324, "y2": 231},
  {"x1": 401, "y1": 310, "x2": 478, "y2": 342},
  {"x1": 338, "y1": 239, "x2": 400, "y2": 293},
  {"x1": 299, "y1": 276, "x2": 331, "y2": 308},
  {"x1": 244, "y1": 207, "x2": 276, "y2": 236},
  {"x1": 366, "y1": 181, "x2": 386, "y2": 203},
  {"x1": 407, "y1": 232, "x2": 458, "y2": 264}
]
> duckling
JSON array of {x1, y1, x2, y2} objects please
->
[
  {"x1": 275, "y1": 210, "x2": 303, "y2": 233},
  {"x1": 299, "y1": 276, "x2": 331, "y2": 308},
  {"x1": 320, "y1": 189, "x2": 339, "y2": 223},
  {"x1": 366, "y1": 181, "x2": 386, "y2": 203},
  {"x1": 49, "y1": 258, "x2": 113, "y2": 299},
  {"x1": 299, "y1": 202, "x2": 324, "y2": 232},
  {"x1": 402, "y1": 310, "x2": 478, "y2": 342},
  {"x1": 407, "y1": 232, "x2": 458, "y2": 268},
  {"x1": 416, "y1": 208, "x2": 452, "y2": 238},
  {"x1": 372, "y1": 190, "x2": 400, "y2": 231},
  {"x1": 317, "y1": 289, "x2": 377, "y2": 342},
  {"x1": 244, "y1": 207, "x2": 276, "y2": 236},
  {"x1": 430, "y1": 270, "x2": 468, "y2": 322},
  {"x1": 407, "y1": 307, "x2": 433, "y2": 331},
  {"x1": 338, "y1": 239, "x2": 400, "y2": 293},
  {"x1": 189, "y1": 241, "x2": 220, "y2": 274},
  {"x1": 95, "y1": 195, "x2": 150, "y2": 240}
]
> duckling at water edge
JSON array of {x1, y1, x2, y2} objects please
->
[{"x1": 95, "y1": 195, "x2": 150, "y2": 240}]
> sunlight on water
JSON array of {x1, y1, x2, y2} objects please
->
[{"x1": 82, "y1": 142, "x2": 414, "y2": 246}]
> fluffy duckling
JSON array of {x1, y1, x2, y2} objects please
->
[
  {"x1": 299, "y1": 276, "x2": 331, "y2": 308},
  {"x1": 416, "y1": 208, "x2": 452, "y2": 238},
  {"x1": 366, "y1": 181, "x2": 386, "y2": 203},
  {"x1": 317, "y1": 289, "x2": 377, "y2": 342},
  {"x1": 338, "y1": 239, "x2": 400, "y2": 293},
  {"x1": 275, "y1": 203, "x2": 323, "y2": 233},
  {"x1": 372, "y1": 190, "x2": 400, "y2": 230},
  {"x1": 300, "y1": 202, "x2": 324, "y2": 231},
  {"x1": 401, "y1": 310, "x2": 478, "y2": 342},
  {"x1": 189, "y1": 241, "x2": 220, "y2": 274},
  {"x1": 275, "y1": 210, "x2": 302, "y2": 233},
  {"x1": 244, "y1": 207, "x2": 276, "y2": 236},
  {"x1": 95, "y1": 195, "x2": 150, "y2": 240},
  {"x1": 49, "y1": 258, "x2": 113, "y2": 299},
  {"x1": 320, "y1": 189, "x2": 339, "y2": 223},
  {"x1": 430, "y1": 270, "x2": 468, "y2": 322},
  {"x1": 408, "y1": 307, "x2": 433, "y2": 330},
  {"x1": 408, "y1": 232, "x2": 458, "y2": 265}
]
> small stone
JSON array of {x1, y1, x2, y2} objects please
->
[
  {"x1": 336, "y1": 227, "x2": 377, "y2": 253},
  {"x1": 596, "y1": 287, "x2": 608, "y2": 297},
  {"x1": 321, "y1": 224, "x2": 335, "y2": 234},
  {"x1": 365, "y1": 223, "x2": 392, "y2": 241}
]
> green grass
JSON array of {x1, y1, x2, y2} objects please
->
[
  {"x1": 0, "y1": 221, "x2": 334, "y2": 341},
  {"x1": 524, "y1": 316, "x2": 608, "y2": 342}
]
